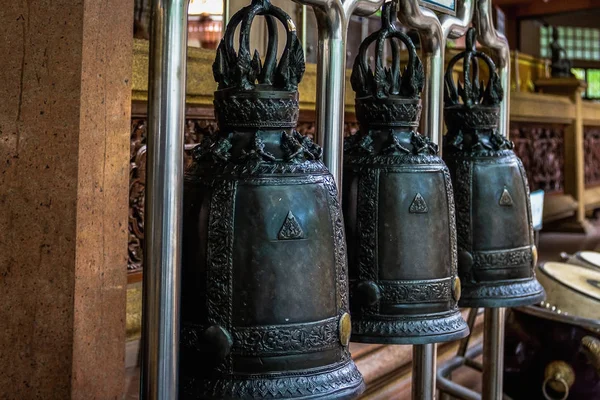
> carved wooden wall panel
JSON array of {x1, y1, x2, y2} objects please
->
[
  {"x1": 584, "y1": 126, "x2": 600, "y2": 187},
  {"x1": 510, "y1": 122, "x2": 566, "y2": 194},
  {"x1": 128, "y1": 117, "x2": 218, "y2": 275}
]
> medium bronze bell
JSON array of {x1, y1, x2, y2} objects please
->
[
  {"x1": 179, "y1": 0, "x2": 363, "y2": 398},
  {"x1": 442, "y1": 28, "x2": 545, "y2": 308},
  {"x1": 342, "y1": 2, "x2": 469, "y2": 345}
]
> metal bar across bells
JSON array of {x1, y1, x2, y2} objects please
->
[{"x1": 141, "y1": 0, "x2": 189, "y2": 399}]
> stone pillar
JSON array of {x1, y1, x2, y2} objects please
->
[{"x1": 0, "y1": 1, "x2": 133, "y2": 399}]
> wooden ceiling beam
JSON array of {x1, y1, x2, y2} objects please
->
[{"x1": 494, "y1": 0, "x2": 600, "y2": 18}]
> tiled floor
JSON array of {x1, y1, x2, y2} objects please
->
[{"x1": 124, "y1": 227, "x2": 600, "y2": 399}]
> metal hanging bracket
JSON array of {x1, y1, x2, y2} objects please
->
[{"x1": 291, "y1": 0, "x2": 384, "y2": 188}]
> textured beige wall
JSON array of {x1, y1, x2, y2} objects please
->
[{"x1": 0, "y1": 1, "x2": 132, "y2": 398}]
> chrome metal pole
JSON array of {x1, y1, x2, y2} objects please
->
[
  {"x1": 397, "y1": 0, "x2": 473, "y2": 150},
  {"x1": 396, "y1": 1, "x2": 442, "y2": 146},
  {"x1": 223, "y1": 0, "x2": 231, "y2": 25},
  {"x1": 300, "y1": 5, "x2": 308, "y2": 55},
  {"x1": 412, "y1": 344, "x2": 437, "y2": 400},
  {"x1": 482, "y1": 308, "x2": 506, "y2": 400},
  {"x1": 312, "y1": 5, "x2": 346, "y2": 185},
  {"x1": 474, "y1": 0, "x2": 511, "y2": 139},
  {"x1": 292, "y1": 0, "x2": 383, "y2": 187},
  {"x1": 141, "y1": 0, "x2": 188, "y2": 399}
]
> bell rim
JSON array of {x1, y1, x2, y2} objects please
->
[
  {"x1": 350, "y1": 326, "x2": 470, "y2": 345},
  {"x1": 179, "y1": 359, "x2": 365, "y2": 400},
  {"x1": 350, "y1": 309, "x2": 470, "y2": 345},
  {"x1": 300, "y1": 379, "x2": 365, "y2": 400},
  {"x1": 458, "y1": 279, "x2": 546, "y2": 308}
]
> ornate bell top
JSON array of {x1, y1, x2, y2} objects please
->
[
  {"x1": 193, "y1": 0, "x2": 323, "y2": 171},
  {"x1": 212, "y1": 0, "x2": 305, "y2": 130},
  {"x1": 346, "y1": 1, "x2": 437, "y2": 158},
  {"x1": 350, "y1": 1, "x2": 424, "y2": 129},
  {"x1": 444, "y1": 28, "x2": 511, "y2": 153}
]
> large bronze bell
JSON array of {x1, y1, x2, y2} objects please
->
[
  {"x1": 442, "y1": 28, "x2": 545, "y2": 308},
  {"x1": 179, "y1": 0, "x2": 363, "y2": 398},
  {"x1": 343, "y1": 2, "x2": 469, "y2": 345}
]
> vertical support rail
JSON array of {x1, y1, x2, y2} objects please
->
[
  {"x1": 292, "y1": 0, "x2": 383, "y2": 188},
  {"x1": 300, "y1": 5, "x2": 308, "y2": 56},
  {"x1": 413, "y1": 344, "x2": 437, "y2": 400},
  {"x1": 223, "y1": 0, "x2": 231, "y2": 25},
  {"x1": 482, "y1": 308, "x2": 506, "y2": 400},
  {"x1": 141, "y1": 0, "x2": 188, "y2": 399},
  {"x1": 474, "y1": 4, "x2": 511, "y2": 399},
  {"x1": 474, "y1": 0, "x2": 511, "y2": 140}
]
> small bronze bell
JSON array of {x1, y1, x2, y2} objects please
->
[
  {"x1": 179, "y1": 0, "x2": 363, "y2": 398},
  {"x1": 443, "y1": 28, "x2": 545, "y2": 308},
  {"x1": 343, "y1": 2, "x2": 469, "y2": 345}
]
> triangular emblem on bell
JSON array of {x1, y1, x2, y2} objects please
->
[
  {"x1": 499, "y1": 188, "x2": 514, "y2": 207},
  {"x1": 443, "y1": 28, "x2": 545, "y2": 308},
  {"x1": 342, "y1": 1, "x2": 468, "y2": 345},
  {"x1": 179, "y1": 0, "x2": 364, "y2": 397},
  {"x1": 278, "y1": 211, "x2": 304, "y2": 240},
  {"x1": 409, "y1": 193, "x2": 429, "y2": 214}
]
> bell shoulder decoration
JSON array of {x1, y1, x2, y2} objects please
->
[
  {"x1": 180, "y1": 0, "x2": 364, "y2": 398},
  {"x1": 343, "y1": 1, "x2": 469, "y2": 345},
  {"x1": 443, "y1": 28, "x2": 545, "y2": 308}
]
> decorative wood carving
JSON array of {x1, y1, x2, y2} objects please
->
[
  {"x1": 127, "y1": 117, "x2": 217, "y2": 274},
  {"x1": 510, "y1": 122, "x2": 566, "y2": 194},
  {"x1": 584, "y1": 126, "x2": 600, "y2": 187},
  {"x1": 128, "y1": 119, "x2": 146, "y2": 272}
]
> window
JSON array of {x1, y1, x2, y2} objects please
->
[
  {"x1": 570, "y1": 68, "x2": 600, "y2": 99},
  {"x1": 540, "y1": 25, "x2": 600, "y2": 62},
  {"x1": 588, "y1": 69, "x2": 600, "y2": 98}
]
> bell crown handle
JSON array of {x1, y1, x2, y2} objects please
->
[
  {"x1": 444, "y1": 28, "x2": 503, "y2": 108},
  {"x1": 350, "y1": 1, "x2": 424, "y2": 99},
  {"x1": 213, "y1": 0, "x2": 305, "y2": 91}
]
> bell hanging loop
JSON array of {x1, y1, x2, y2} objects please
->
[
  {"x1": 344, "y1": 0, "x2": 469, "y2": 345},
  {"x1": 443, "y1": 27, "x2": 545, "y2": 308},
  {"x1": 180, "y1": 0, "x2": 364, "y2": 398}
]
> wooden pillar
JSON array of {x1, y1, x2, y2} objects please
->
[
  {"x1": 536, "y1": 78, "x2": 589, "y2": 231},
  {"x1": 0, "y1": 0, "x2": 133, "y2": 398},
  {"x1": 571, "y1": 87, "x2": 586, "y2": 223}
]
